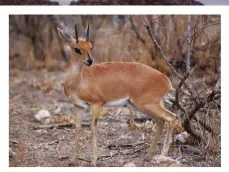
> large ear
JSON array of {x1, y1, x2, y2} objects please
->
[
  {"x1": 57, "y1": 27, "x2": 75, "y2": 43},
  {"x1": 83, "y1": 24, "x2": 90, "y2": 42}
]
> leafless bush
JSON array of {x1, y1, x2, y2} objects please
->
[
  {"x1": 141, "y1": 15, "x2": 220, "y2": 154},
  {"x1": 9, "y1": 15, "x2": 67, "y2": 70}
]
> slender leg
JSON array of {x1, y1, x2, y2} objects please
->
[
  {"x1": 136, "y1": 102, "x2": 176, "y2": 159},
  {"x1": 161, "y1": 120, "x2": 175, "y2": 156},
  {"x1": 148, "y1": 118, "x2": 165, "y2": 156},
  {"x1": 73, "y1": 106, "x2": 85, "y2": 165},
  {"x1": 91, "y1": 104, "x2": 102, "y2": 166}
]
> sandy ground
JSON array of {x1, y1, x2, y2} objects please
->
[{"x1": 9, "y1": 69, "x2": 220, "y2": 167}]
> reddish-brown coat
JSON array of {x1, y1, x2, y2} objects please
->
[{"x1": 64, "y1": 61, "x2": 172, "y2": 107}]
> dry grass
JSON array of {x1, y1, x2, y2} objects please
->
[{"x1": 29, "y1": 75, "x2": 55, "y2": 93}]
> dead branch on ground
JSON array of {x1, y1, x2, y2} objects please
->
[{"x1": 32, "y1": 122, "x2": 90, "y2": 130}]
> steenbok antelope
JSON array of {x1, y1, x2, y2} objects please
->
[{"x1": 58, "y1": 24, "x2": 177, "y2": 166}]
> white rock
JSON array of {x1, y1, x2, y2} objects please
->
[
  {"x1": 175, "y1": 131, "x2": 190, "y2": 144},
  {"x1": 124, "y1": 162, "x2": 136, "y2": 167},
  {"x1": 35, "y1": 109, "x2": 51, "y2": 122},
  {"x1": 9, "y1": 147, "x2": 15, "y2": 157}
]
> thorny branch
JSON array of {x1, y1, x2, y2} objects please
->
[
  {"x1": 143, "y1": 21, "x2": 180, "y2": 77},
  {"x1": 143, "y1": 20, "x2": 198, "y2": 103},
  {"x1": 191, "y1": 22, "x2": 221, "y2": 42}
]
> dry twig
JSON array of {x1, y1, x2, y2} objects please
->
[{"x1": 32, "y1": 122, "x2": 90, "y2": 130}]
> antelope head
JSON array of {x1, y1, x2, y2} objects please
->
[{"x1": 58, "y1": 24, "x2": 93, "y2": 66}]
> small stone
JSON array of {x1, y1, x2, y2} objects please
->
[
  {"x1": 43, "y1": 118, "x2": 51, "y2": 124},
  {"x1": 35, "y1": 109, "x2": 51, "y2": 122},
  {"x1": 180, "y1": 158, "x2": 187, "y2": 163},
  {"x1": 175, "y1": 131, "x2": 190, "y2": 144},
  {"x1": 9, "y1": 147, "x2": 15, "y2": 157},
  {"x1": 35, "y1": 129, "x2": 48, "y2": 135}
]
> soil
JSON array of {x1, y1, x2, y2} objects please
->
[{"x1": 9, "y1": 69, "x2": 220, "y2": 167}]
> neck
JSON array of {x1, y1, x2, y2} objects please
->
[
  {"x1": 63, "y1": 59, "x2": 83, "y2": 95},
  {"x1": 68, "y1": 60, "x2": 83, "y2": 78}
]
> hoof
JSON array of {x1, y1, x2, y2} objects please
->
[
  {"x1": 152, "y1": 155, "x2": 182, "y2": 167},
  {"x1": 144, "y1": 148, "x2": 155, "y2": 161},
  {"x1": 68, "y1": 162, "x2": 76, "y2": 167},
  {"x1": 69, "y1": 156, "x2": 78, "y2": 166},
  {"x1": 91, "y1": 160, "x2": 97, "y2": 167}
]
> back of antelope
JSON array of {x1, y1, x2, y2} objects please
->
[{"x1": 58, "y1": 24, "x2": 177, "y2": 166}]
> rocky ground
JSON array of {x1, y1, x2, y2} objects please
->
[{"x1": 9, "y1": 68, "x2": 220, "y2": 167}]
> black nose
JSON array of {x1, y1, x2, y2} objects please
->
[{"x1": 87, "y1": 58, "x2": 93, "y2": 66}]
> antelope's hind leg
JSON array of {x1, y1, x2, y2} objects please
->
[
  {"x1": 148, "y1": 118, "x2": 165, "y2": 156},
  {"x1": 161, "y1": 118, "x2": 175, "y2": 156},
  {"x1": 156, "y1": 104, "x2": 176, "y2": 156},
  {"x1": 138, "y1": 102, "x2": 176, "y2": 159}
]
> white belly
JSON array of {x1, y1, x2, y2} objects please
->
[
  {"x1": 75, "y1": 99, "x2": 89, "y2": 109},
  {"x1": 74, "y1": 97, "x2": 130, "y2": 108},
  {"x1": 104, "y1": 97, "x2": 130, "y2": 107}
]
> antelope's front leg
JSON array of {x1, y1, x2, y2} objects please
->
[
  {"x1": 91, "y1": 104, "x2": 102, "y2": 166},
  {"x1": 73, "y1": 106, "x2": 85, "y2": 165}
]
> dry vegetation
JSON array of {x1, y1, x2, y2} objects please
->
[{"x1": 9, "y1": 15, "x2": 220, "y2": 167}]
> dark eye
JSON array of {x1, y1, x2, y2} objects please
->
[{"x1": 74, "y1": 47, "x2": 82, "y2": 55}]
